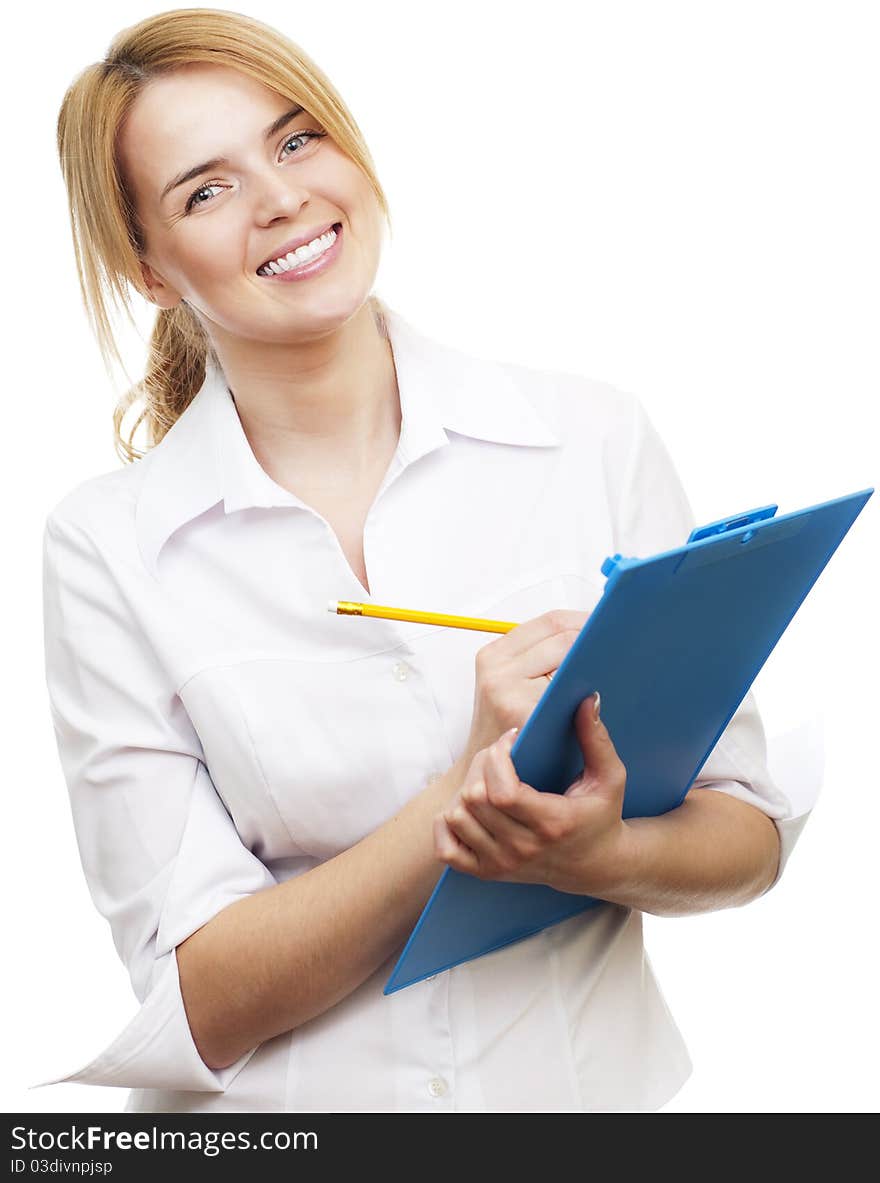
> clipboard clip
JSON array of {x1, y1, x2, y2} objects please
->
[
  {"x1": 686, "y1": 503, "x2": 778, "y2": 543},
  {"x1": 601, "y1": 503, "x2": 780, "y2": 581}
]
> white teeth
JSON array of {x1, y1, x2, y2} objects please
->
[{"x1": 258, "y1": 227, "x2": 337, "y2": 275}]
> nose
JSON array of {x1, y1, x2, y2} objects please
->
[{"x1": 252, "y1": 170, "x2": 310, "y2": 223}]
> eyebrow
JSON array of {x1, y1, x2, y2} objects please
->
[{"x1": 159, "y1": 104, "x2": 305, "y2": 204}]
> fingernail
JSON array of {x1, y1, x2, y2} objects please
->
[
  {"x1": 592, "y1": 691, "x2": 601, "y2": 723},
  {"x1": 508, "y1": 727, "x2": 519, "y2": 739}
]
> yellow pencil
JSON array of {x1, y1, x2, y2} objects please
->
[{"x1": 327, "y1": 599, "x2": 518, "y2": 634}]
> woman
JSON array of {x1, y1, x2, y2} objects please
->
[{"x1": 37, "y1": 9, "x2": 804, "y2": 1113}]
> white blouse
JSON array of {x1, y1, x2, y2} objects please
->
[{"x1": 35, "y1": 301, "x2": 808, "y2": 1112}]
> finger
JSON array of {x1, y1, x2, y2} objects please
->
[
  {"x1": 480, "y1": 730, "x2": 526, "y2": 809},
  {"x1": 498, "y1": 609, "x2": 589, "y2": 661},
  {"x1": 509, "y1": 608, "x2": 590, "y2": 646},
  {"x1": 522, "y1": 627, "x2": 586, "y2": 682},
  {"x1": 479, "y1": 778, "x2": 567, "y2": 834},
  {"x1": 481, "y1": 733, "x2": 569, "y2": 834},
  {"x1": 568, "y1": 691, "x2": 627, "y2": 799},
  {"x1": 464, "y1": 775, "x2": 537, "y2": 845},
  {"x1": 444, "y1": 796, "x2": 502, "y2": 858},
  {"x1": 434, "y1": 814, "x2": 481, "y2": 875},
  {"x1": 459, "y1": 731, "x2": 534, "y2": 839}
]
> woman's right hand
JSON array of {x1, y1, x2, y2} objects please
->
[{"x1": 460, "y1": 608, "x2": 590, "y2": 771}]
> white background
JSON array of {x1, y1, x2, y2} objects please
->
[{"x1": 3, "y1": 0, "x2": 877, "y2": 1113}]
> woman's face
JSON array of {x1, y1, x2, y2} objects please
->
[{"x1": 118, "y1": 62, "x2": 385, "y2": 344}]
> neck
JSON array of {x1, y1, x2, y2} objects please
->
[{"x1": 211, "y1": 300, "x2": 401, "y2": 488}]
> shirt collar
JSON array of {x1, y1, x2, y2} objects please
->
[{"x1": 136, "y1": 300, "x2": 560, "y2": 577}]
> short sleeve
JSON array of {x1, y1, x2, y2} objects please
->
[
  {"x1": 31, "y1": 511, "x2": 278, "y2": 1092},
  {"x1": 605, "y1": 391, "x2": 819, "y2": 894}
]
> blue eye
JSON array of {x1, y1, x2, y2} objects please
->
[{"x1": 183, "y1": 130, "x2": 327, "y2": 213}]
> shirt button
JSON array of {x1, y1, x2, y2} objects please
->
[
  {"x1": 427, "y1": 1076, "x2": 448, "y2": 1098},
  {"x1": 391, "y1": 661, "x2": 410, "y2": 682}
]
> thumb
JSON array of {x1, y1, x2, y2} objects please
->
[{"x1": 567, "y1": 691, "x2": 625, "y2": 798}]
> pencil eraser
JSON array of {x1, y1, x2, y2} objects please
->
[{"x1": 327, "y1": 600, "x2": 338, "y2": 614}]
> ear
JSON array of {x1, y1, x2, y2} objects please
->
[{"x1": 137, "y1": 256, "x2": 182, "y2": 310}]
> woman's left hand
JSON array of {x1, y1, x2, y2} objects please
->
[{"x1": 433, "y1": 692, "x2": 632, "y2": 898}]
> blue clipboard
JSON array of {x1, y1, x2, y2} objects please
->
[{"x1": 384, "y1": 486, "x2": 874, "y2": 995}]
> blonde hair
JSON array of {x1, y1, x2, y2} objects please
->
[{"x1": 56, "y1": 8, "x2": 393, "y2": 464}]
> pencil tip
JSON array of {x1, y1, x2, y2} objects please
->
[{"x1": 327, "y1": 600, "x2": 338, "y2": 614}]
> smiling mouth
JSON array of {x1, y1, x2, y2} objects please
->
[{"x1": 256, "y1": 223, "x2": 342, "y2": 276}]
